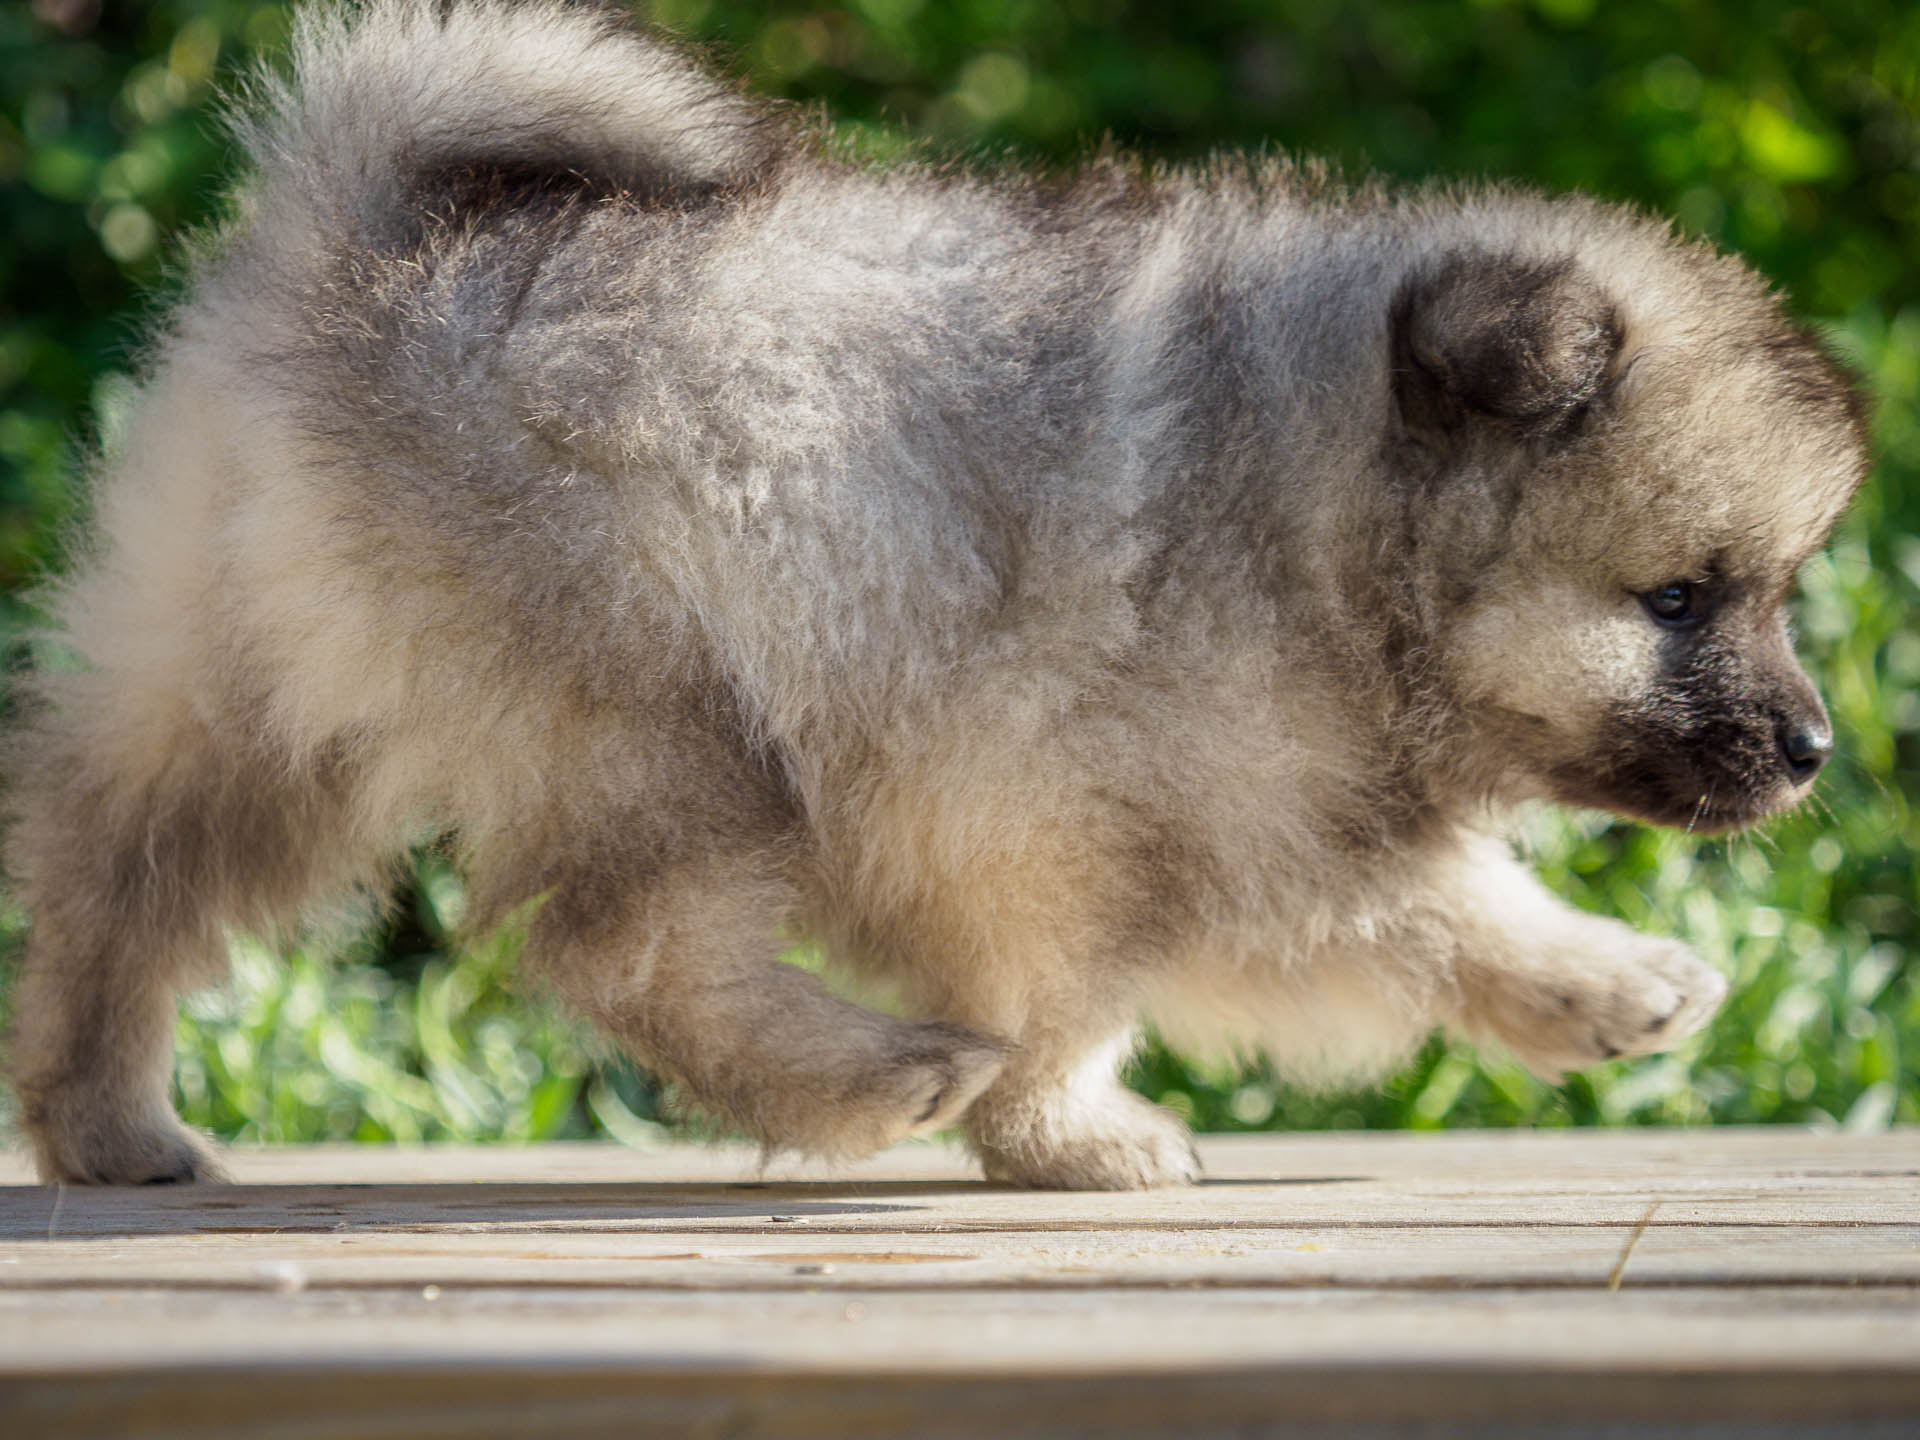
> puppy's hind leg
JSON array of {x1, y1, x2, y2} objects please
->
[
  {"x1": 861, "y1": 847, "x2": 1200, "y2": 1190},
  {"x1": 951, "y1": 932, "x2": 1203, "y2": 1192},
  {"x1": 967, "y1": 1022, "x2": 1201, "y2": 1192},
  {"x1": 509, "y1": 834, "x2": 1007, "y2": 1160},
  {"x1": 5, "y1": 699, "x2": 368, "y2": 1184}
]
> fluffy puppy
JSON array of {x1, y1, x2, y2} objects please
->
[{"x1": 5, "y1": 0, "x2": 1866, "y2": 1187}]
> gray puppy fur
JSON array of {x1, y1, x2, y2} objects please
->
[{"x1": 6, "y1": 0, "x2": 1867, "y2": 1187}]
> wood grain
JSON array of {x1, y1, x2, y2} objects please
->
[{"x1": 1, "y1": 1130, "x2": 1915, "y2": 1437}]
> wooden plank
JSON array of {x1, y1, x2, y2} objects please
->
[
  {"x1": 4, "y1": 1283, "x2": 1919, "y2": 1372},
  {"x1": 6, "y1": 1124, "x2": 1916, "y2": 1188},
  {"x1": 7, "y1": 1178, "x2": 1909, "y2": 1235},
  {"x1": 1, "y1": 1131, "x2": 1915, "y2": 1437},
  {"x1": 4, "y1": 1130, "x2": 1916, "y2": 1237},
  {"x1": 7, "y1": 1224, "x2": 1920, "y2": 1292},
  {"x1": 11, "y1": 1364, "x2": 1920, "y2": 1440},
  {"x1": 5, "y1": 1287, "x2": 1920, "y2": 1438}
]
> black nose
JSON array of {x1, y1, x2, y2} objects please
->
[{"x1": 1776, "y1": 717, "x2": 1833, "y2": 783}]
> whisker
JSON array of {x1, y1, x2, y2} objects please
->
[{"x1": 1686, "y1": 791, "x2": 1710, "y2": 835}]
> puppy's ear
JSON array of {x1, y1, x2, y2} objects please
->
[{"x1": 1392, "y1": 254, "x2": 1622, "y2": 437}]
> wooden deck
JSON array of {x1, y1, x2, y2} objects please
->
[{"x1": 2, "y1": 1128, "x2": 1917, "y2": 1437}]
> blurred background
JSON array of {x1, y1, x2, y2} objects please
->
[{"x1": 1, "y1": 0, "x2": 1915, "y2": 1147}]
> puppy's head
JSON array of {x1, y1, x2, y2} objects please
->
[{"x1": 1389, "y1": 227, "x2": 1868, "y2": 831}]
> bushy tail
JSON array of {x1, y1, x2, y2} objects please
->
[{"x1": 232, "y1": 0, "x2": 774, "y2": 252}]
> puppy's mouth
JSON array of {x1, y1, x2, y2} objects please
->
[
  {"x1": 1546, "y1": 712, "x2": 1817, "y2": 835},
  {"x1": 1545, "y1": 762, "x2": 1796, "y2": 834}
]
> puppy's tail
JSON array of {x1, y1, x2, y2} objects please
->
[{"x1": 230, "y1": 0, "x2": 774, "y2": 253}]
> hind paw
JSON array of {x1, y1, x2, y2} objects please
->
[
  {"x1": 27, "y1": 1103, "x2": 225, "y2": 1187},
  {"x1": 748, "y1": 1018, "x2": 1009, "y2": 1160},
  {"x1": 973, "y1": 1087, "x2": 1201, "y2": 1191}
]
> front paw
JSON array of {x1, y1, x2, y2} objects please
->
[
  {"x1": 1470, "y1": 936, "x2": 1728, "y2": 1078},
  {"x1": 971, "y1": 1089, "x2": 1201, "y2": 1191}
]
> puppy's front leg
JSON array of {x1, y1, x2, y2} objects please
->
[{"x1": 1445, "y1": 837, "x2": 1728, "y2": 1077}]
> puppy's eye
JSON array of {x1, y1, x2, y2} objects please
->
[{"x1": 1642, "y1": 581, "x2": 1700, "y2": 627}]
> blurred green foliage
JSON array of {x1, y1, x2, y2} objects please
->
[{"x1": 1, "y1": 0, "x2": 1915, "y2": 1145}]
